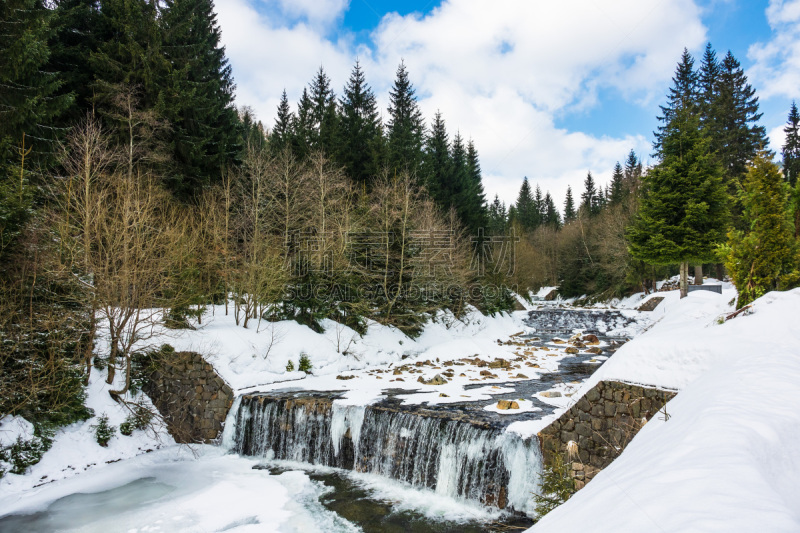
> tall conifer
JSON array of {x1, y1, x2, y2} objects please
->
[{"x1": 386, "y1": 61, "x2": 424, "y2": 177}]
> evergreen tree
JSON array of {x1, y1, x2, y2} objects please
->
[
  {"x1": 308, "y1": 66, "x2": 338, "y2": 155},
  {"x1": 654, "y1": 48, "x2": 698, "y2": 155},
  {"x1": 628, "y1": 105, "x2": 728, "y2": 297},
  {"x1": 48, "y1": 0, "x2": 102, "y2": 124},
  {"x1": 783, "y1": 101, "x2": 800, "y2": 188},
  {"x1": 534, "y1": 185, "x2": 545, "y2": 223},
  {"x1": 610, "y1": 161, "x2": 625, "y2": 205},
  {"x1": 714, "y1": 50, "x2": 768, "y2": 188},
  {"x1": 624, "y1": 149, "x2": 642, "y2": 196},
  {"x1": 580, "y1": 171, "x2": 599, "y2": 216},
  {"x1": 450, "y1": 132, "x2": 470, "y2": 219},
  {"x1": 697, "y1": 43, "x2": 720, "y2": 131},
  {"x1": 725, "y1": 152, "x2": 799, "y2": 307},
  {"x1": 563, "y1": 186, "x2": 577, "y2": 223},
  {"x1": 487, "y1": 195, "x2": 507, "y2": 234},
  {"x1": 543, "y1": 192, "x2": 560, "y2": 228},
  {"x1": 338, "y1": 60, "x2": 382, "y2": 186},
  {"x1": 0, "y1": 0, "x2": 72, "y2": 163},
  {"x1": 270, "y1": 89, "x2": 294, "y2": 153},
  {"x1": 291, "y1": 88, "x2": 314, "y2": 159},
  {"x1": 464, "y1": 139, "x2": 488, "y2": 233},
  {"x1": 515, "y1": 177, "x2": 537, "y2": 230},
  {"x1": 160, "y1": 0, "x2": 240, "y2": 199},
  {"x1": 386, "y1": 61, "x2": 424, "y2": 177},
  {"x1": 422, "y1": 111, "x2": 451, "y2": 206}
]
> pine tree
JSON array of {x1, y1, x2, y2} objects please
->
[
  {"x1": 422, "y1": 111, "x2": 451, "y2": 206},
  {"x1": 450, "y1": 132, "x2": 471, "y2": 220},
  {"x1": 563, "y1": 186, "x2": 577, "y2": 223},
  {"x1": 464, "y1": 139, "x2": 488, "y2": 233},
  {"x1": 515, "y1": 177, "x2": 537, "y2": 230},
  {"x1": 48, "y1": 0, "x2": 102, "y2": 124},
  {"x1": 697, "y1": 43, "x2": 720, "y2": 132},
  {"x1": 534, "y1": 185, "x2": 545, "y2": 223},
  {"x1": 628, "y1": 105, "x2": 728, "y2": 297},
  {"x1": 783, "y1": 101, "x2": 800, "y2": 188},
  {"x1": 543, "y1": 192, "x2": 560, "y2": 228},
  {"x1": 714, "y1": 51, "x2": 768, "y2": 189},
  {"x1": 308, "y1": 67, "x2": 338, "y2": 155},
  {"x1": 271, "y1": 89, "x2": 294, "y2": 154},
  {"x1": 386, "y1": 61, "x2": 424, "y2": 177},
  {"x1": 160, "y1": 0, "x2": 240, "y2": 199},
  {"x1": 725, "y1": 152, "x2": 799, "y2": 307},
  {"x1": 292, "y1": 88, "x2": 314, "y2": 159},
  {"x1": 0, "y1": 0, "x2": 72, "y2": 163},
  {"x1": 580, "y1": 172, "x2": 599, "y2": 216},
  {"x1": 654, "y1": 48, "x2": 698, "y2": 156},
  {"x1": 338, "y1": 60, "x2": 382, "y2": 186},
  {"x1": 610, "y1": 162, "x2": 625, "y2": 205},
  {"x1": 488, "y1": 195, "x2": 507, "y2": 234}
]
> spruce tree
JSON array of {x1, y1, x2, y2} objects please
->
[
  {"x1": 783, "y1": 101, "x2": 800, "y2": 188},
  {"x1": 715, "y1": 51, "x2": 768, "y2": 188},
  {"x1": 450, "y1": 132, "x2": 470, "y2": 219},
  {"x1": 488, "y1": 195, "x2": 507, "y2": 234},
  {"x1": 515, "y1": 177, "x2": 537, "y2": 230},
  {"x1": 386, "y1": 61, "x2": 424, "y2": 177},
  {"x1": 698, "y1": 43, "x2": 720, "y2": 132},
  {"x1": 308, "y1": 67, "x2": 338, "y2": 155},
  {"x1": 654, "y1": 48, "x2": 698, "y2": 155},
  {"x1": 422, "y1": 111, "x2": 451, "y2": 206},
  {"x1": 725, "y1": 152, "x2": 799, "y2": 307},
  {"x1": 464, "y1": 139, "x2": 488, "y2": 233},
  {"x1": 627, "y1": 105, "x2": 728, "y2": 297},
  {"x1": 338, "y1": 60, "x2": 382, "y2": 186},
  {"x1": 543, "y1": 192, "x2": 560, "y2": 228},
  {"x1": 610, "y1": 161, "x2": 625, "y2": 205},
  {"x1": 0, "y1": 0, "x2": 72, "y2": 163},
  {"x1": 563, "y1": 186, "x2": 577, "y2": 223},
  {"x1": 534, "y1": 185, "x2": 545, "y2": 223},
  {"x1": 160, "y1": 0, "x2": 240, "y2": 199},
  {"x1": 580, "y1": 172, "x2": 599, "y2": 216},
  {"x1": 271, "y1": 89, "x2": 294, "y2": 154},
  {"x1": 292, "y1": 88, "x2": 314, "y2": 159}
]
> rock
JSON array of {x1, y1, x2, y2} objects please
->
[
  {"x1": 514, "y1": 373, "x2": 529, "y2": 379},
  {"x1": 480, "y1": 370, "x2": 498, "y2": 378},
  {"x1": 582, "y1": 334, "x2": 599, "y2": 344},
  {"x1": 488, "y1": 358, "x2": 510, "y2": 369},
  {"x1": 496, "y1": 400, "x2": 520, "y2": 410},
  {"x1": 552, "y1": 338, "x2": 566, "y2": 344},
  {"x1": 336, "y1": 375, "x2": 355, "y2": 380},
  {"x1": 393, "y1": 368, "x2": 402, "y2": 375},
  {"x1": 565, "y1": 347, "x2": 579, "y2": 354},
  {"x1": 572, "y1": 341, "x2": 586, "y2": 348},
  {"x1": 418, "y1": 374, "x2": 448, "y2": 385},
  {"x1": 439, "y1": 393, "x2": 449, "y2": 397},
  {"x1": 540, "y1": 391, "x2": 562, "y2": 398},
  {"x1": 588, "y1": 347, "x2": 603, "y2": 354}
]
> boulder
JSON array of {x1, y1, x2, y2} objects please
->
[
  {"x1": 417, "y1": 374, "x2": 448, "y2": 385},
  {"x1": 497, "y1": 400, "x2": 520, "y2": 410},
  {"x1": 565, "y1": 347, "x2": 579, "y2": 354},
  {"x1": 540, "y1": 391, "x2": 562, "y2": 398},
  {"x1": 582, "y1": 334, "x2": 599, "y2": 344}
]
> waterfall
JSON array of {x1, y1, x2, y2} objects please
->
[{"x1": 227, "y1": 394, "x2": 542, "y2": 514}]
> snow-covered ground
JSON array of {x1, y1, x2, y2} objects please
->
[{"x1": 530, "y1": 287, "x2": 800, "y2": 532}]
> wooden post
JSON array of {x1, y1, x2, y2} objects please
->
[
  {"x1": 679, "y1": 262, "x2": 688, "y2": 298},
  {"x1": 694, "y1": 265, "x2": 703, "y2": 285}
]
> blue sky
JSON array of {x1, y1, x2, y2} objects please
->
[{"x1": 215, "y1": 0, "x2": 800, "y2": 206}]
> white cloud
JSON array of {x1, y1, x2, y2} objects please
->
[
  {"x1": 216, "y1": 0, "x2": 705, "y2": 205},
  {"x1": 748, "y1": 0, "x2": 800, "y2": 100}
]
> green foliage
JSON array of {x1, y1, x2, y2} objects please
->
[
  {"x1": 0, "y1": 435, "x2": 50, "y2": 476},
  {"x1": 724, "y1": 153, "x2": 800, "y2": 308},
  {"x1": 298, "y1": 353, "x2": 312, "y2": 373},
  {"x1": 386, "y1": 61, "x2": 425, "y2": 176},
  {"x1": 628, "y1": 106, "x2": 728, "y2": 266},
  {"x1": 534, "y1": 452, "x2": 576, "y2": 518},
  {"x1": 784, "y1": 102, "x2": 800, "y2": 188},
  {"x1": 92, "y1": 414, "x2": 115, "y2": 447},
  {"x1": 285, "y1": 359, "x2": 295, "y2": 372},
  {"x1": 120, "y1": 405, "x2": 153, "y2": 436}
]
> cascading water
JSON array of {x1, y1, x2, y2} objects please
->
[{"x1": 226, "y1": 394, "x2": 541, "y2": 515}]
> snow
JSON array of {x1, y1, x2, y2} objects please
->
[
  {"x1": 529, "y1": 288, "x2": 800, "y2": 532},
  {"x1": 0, "y1": 416, "x2": 34, "y2": 448}
]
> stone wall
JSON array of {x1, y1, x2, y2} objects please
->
[
  {"x1": 144, "y1": 351, "x2": 234, "y2": 443},
  {"x1": 538, "y1": 381, "x2": 676, "y2": 489}
]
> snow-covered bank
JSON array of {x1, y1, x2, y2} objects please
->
[{"x1": 530, "y1": 288, "x2": 800, "y2": 532}]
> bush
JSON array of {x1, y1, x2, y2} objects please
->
[
  {"x1": 119, "y1": 421, "x2": 133, "y2": 436},
  {"x1": 533, "y1": 452, "x2": 576, "y2": 518},
  {"x1": 0, "y1": 435, "x2": 50, "y2": 476},
  {"x1": 92, "y1": 414, "x2": 115, "y2": 447},
  {"x1": 285, "y1": 360, "x2": 295, "y2": 372},
  {"x1": 298, "y1": 353, "x2": 312, "y2": 373}
]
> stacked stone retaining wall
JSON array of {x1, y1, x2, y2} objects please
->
[
  {"x1": 538, "y1": 381, "x2": 676, "y2": 489},
  {"x1": 144, "y1": 351, "x2": 234, "y2": 443}
]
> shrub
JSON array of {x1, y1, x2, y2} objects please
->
[
  {"x1": 298, "y1": 353, "x2": 312, "y2": 373},
  {"x1": 285, "y1": 360, "x2": 295, "y2": 372},
  {"x1": 92, "y1": 414, "x2": 115, "y2": 447},
  {"x1": 119, "y1": 421, "x2": 133, "y2": 436},
  {"x1": 533, "y1": 452, "x2": 576, "y2": 518},
  {"x1": 0, "y1": 435, "x2": 49, "y2": 476}
]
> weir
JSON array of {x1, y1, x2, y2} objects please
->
[{"x1": 226, "y1": 393, "x2": 541, "y2": 514}]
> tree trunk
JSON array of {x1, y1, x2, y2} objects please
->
[
  {"x1": 694, "y1": 264, "x2": 703, "y2": 285},
  {"x1": 715, "y1": 263, "x2": 725, "y2": 281},
  {"x1": 679, "y1": 261, "x2": 689, "y2": 298}
]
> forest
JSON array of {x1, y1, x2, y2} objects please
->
[{"x1": 1, "y1": 0, "x2": 800, "y2": 465}]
